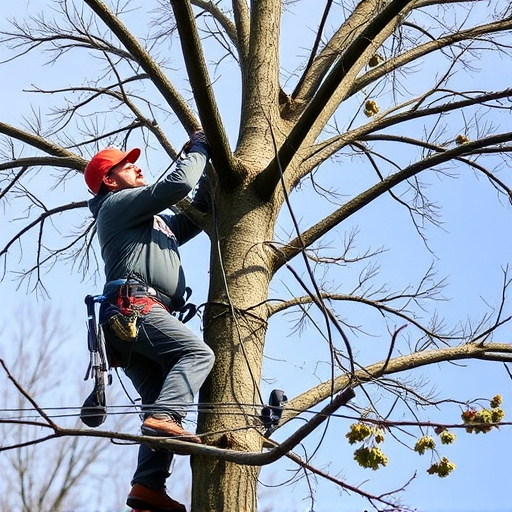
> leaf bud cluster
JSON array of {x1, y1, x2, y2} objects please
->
[
  {"x1": 345, "y1": 422, "x2": 373, "y2": 444},
  {"x1": 364, "y1": 100, "x2": 379, "y2": 117},
  {"x1": 346, "y1": 423, "x2": 388, "y2": 470},
  {"x1": 414, "y1": 435, "x2": 436, "y2": 455},
  {"x1": 353, "y1": 446, "x2": 388, "y2": 471},
  {"x1": 427, "y1": 457, "x2": 456, "y2": 478},
  {"x1": 439, "y1": 430, "x2": 457, "y2": 445},
  {"x1": 455, "y1": 134, "x2": 470, "y2": 145},
  {"x1": 461, "y1": 395, "x2": 505, "y2": 434}
]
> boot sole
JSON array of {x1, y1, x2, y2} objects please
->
[
  {"x1": 141, "y1": 425, "x2": 171, "y2": 437},
  {"x1": 141, "y1": 425, "x2": 202, "y2": 443},
  {"x1": 127, "y1": 498, "x2": 184, "y2": 512}
]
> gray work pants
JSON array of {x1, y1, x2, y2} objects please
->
[{"x1": 105, "y1": 304, "x2": 215, "y2": 489}]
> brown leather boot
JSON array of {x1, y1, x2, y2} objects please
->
[
  {"x1": 126, "y1": 483, "x2": 186, "y2": 511},
  {"x1": 141, "y1": 415, "x2": 202, "y2": 444}
]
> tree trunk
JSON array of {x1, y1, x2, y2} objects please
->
[{"x1": 191, "y1": 188, "x2": 276, "y2": 512}]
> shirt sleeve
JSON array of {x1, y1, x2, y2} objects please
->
[{"x1": 104, "y1": 150, "x2": 209, "y2": 227}]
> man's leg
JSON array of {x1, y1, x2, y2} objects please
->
[
  {"x1": 103, "y1": 307, "x2": 202, "y2": 511},
  {"x1": 122, "y1": 356, "x2": 174, "y2": 489},
  {"x1": 134, "y1": 306, "x2": 215, "y2": 419}
]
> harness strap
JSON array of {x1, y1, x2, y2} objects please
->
[{"x1": 103, "y1": 279, "x2": 197, "y2": 323}]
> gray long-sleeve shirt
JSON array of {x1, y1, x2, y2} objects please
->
[{"x1": 88, "y1": 146, "x2": 209, "y2": 302}]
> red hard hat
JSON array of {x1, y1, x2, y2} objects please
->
[{"x1": 84, "y1": 147, "x2": 141, "y2": 194}]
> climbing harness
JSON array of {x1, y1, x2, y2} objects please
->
[
  {"x1": 80, "y1": 283, "x2": 197, "y2": 428},
  {"x1": 103, "y1": 278, "x2": 197, "y2": 328}
]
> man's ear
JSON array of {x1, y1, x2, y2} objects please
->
[{"x1": 102, "y1": 174, "x2": 117, "y2": 190}]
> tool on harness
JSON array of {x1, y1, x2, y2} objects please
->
[
  {"x1": 260, "y1": 389, "x2": 288, "y2": 437},
  {"x1": 80, "y1": 294, "x2": 111, "y2": 428},
  {"x1": 105, "y1": 279, "x2": 197, "y2": 339},
  {"x1": 105, "y1": 281, "x2": 149, "y2": 342},
  {"x1": 108, "y1": 310, "x2": 139, "y2": 341}
]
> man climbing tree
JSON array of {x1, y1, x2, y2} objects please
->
[
  {"x1": 83, "y1": 132, "x2": 215, "y2": 511},
  {"x1": 1, "y1": 1, "x2": 512, "y2": 511}
]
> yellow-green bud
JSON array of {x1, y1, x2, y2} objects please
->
[
  {"x1": 439, "y1": 430, "x2": 456, "y2": 445},
  {"x1": 414, "y1": 435, "x2": 436, "y2": 455},
  {"x1": 364, "y1": 100, "x2": 379, "y2": 117},
  {"x1": 354, "y1": 446, "x2": 388, "y2": 470},
  {"x1": 490, "y1": 395, "x2": 503, "y2": 408},
  {"x1": 455, "y1": 134, "x2": 470, "y2": 145},
  {"x1": 346, "y1": 423, "x2": 373, "y2": 444},
  {"x1": 427, "y1": 457, "x2": 456, "y2": 478},
  {"x1": 491, "y1": 408, "x2": 505, "y2": 423}
]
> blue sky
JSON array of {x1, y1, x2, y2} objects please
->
[{"x1": 2, "y1": 1, "x2": 512, "y2": 511}]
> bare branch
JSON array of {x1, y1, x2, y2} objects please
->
[
  {"x1": 191, "y1": 1, "x2": 240, "y2": 50},
  {"x1": 273, "y1": 130, "x2": 512, "y2": 270},
  {"x1": 257, "y1": 0, "x2": 415, "y2": 200},
  {"x1": 82, "y1": 0, "x2": 198, "y2": 132},
  {"x1": 279, "y1": 341, "x2": 512, "y2": 428},
  {"x1": 0, "y1": 358, "x2": 57, "y2": 430},
  {"x1": 351, "y1": 16, "x2": 512, "y2": 97},
  {"x1": 0, "y1": 122, "x2": 87, "y2": 167},
  {"x1": 1, "y1": 201, "x2": 88, "y2": 259},
  {"x1": 298, "y1": 88, "x2": 512, "y2": 179},
  {"x1": 170, "y1": 0, "x2": 239, "y2": 188}
]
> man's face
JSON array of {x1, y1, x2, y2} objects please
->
[{"x1": 103, "y1": 160, "x2": 146, "y2": 190}]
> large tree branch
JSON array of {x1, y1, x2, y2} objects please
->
[
  {"x1": 231, "y1": 0, "x2": 251, "y2": 64},
  {"x1": 284, "y1": 0, "x2": 412, "y2": 153},
  {"x1": 278, "y1": 341, "x2": 512, "y2": 428},
  {"x1": 170, "y1": 0, "x2": 239, "y2": 189},
  {"x1": 2, "y1": 387, "x2": 355, "y2": 466},
  {"x1": 271, "y1": 131, "x2": 512, "y2": 271},
  {"x1": 255, "y1": 0, "x2": 414, "y2": 200},
  {"x1": 82, "y1": 0, "x2": 198, "y2": 133},
  {"x1": 295, "y1": 88, "x2": 512, "y2": 183},
  {"x1": 0, "y1": 122, "x2": 87, "y2": 167},
  {"x1": 4, "y1": 341, "x2": 511, "y2": 463},
  {"x1": 235, "y1": 0, "x2": 284, "y2": 162},
  {"x1": 1, "y1": 353, "x2": 356, "y2": 467},
  {"x1": 0, "y1": 156, "x2": 86, "y2": 173},
  {"x1": 359, "y1": 133, "x2": 512, "y2": 200},
  {"x1": 287, "y1": 14, "x2": 512, "y2": 188},
  {"x1": 351, "y1": 16, "x2": 512, "y2": 98},
  {"x1": 291, "y1": 0, "x2": 393, "y2": 105}
]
